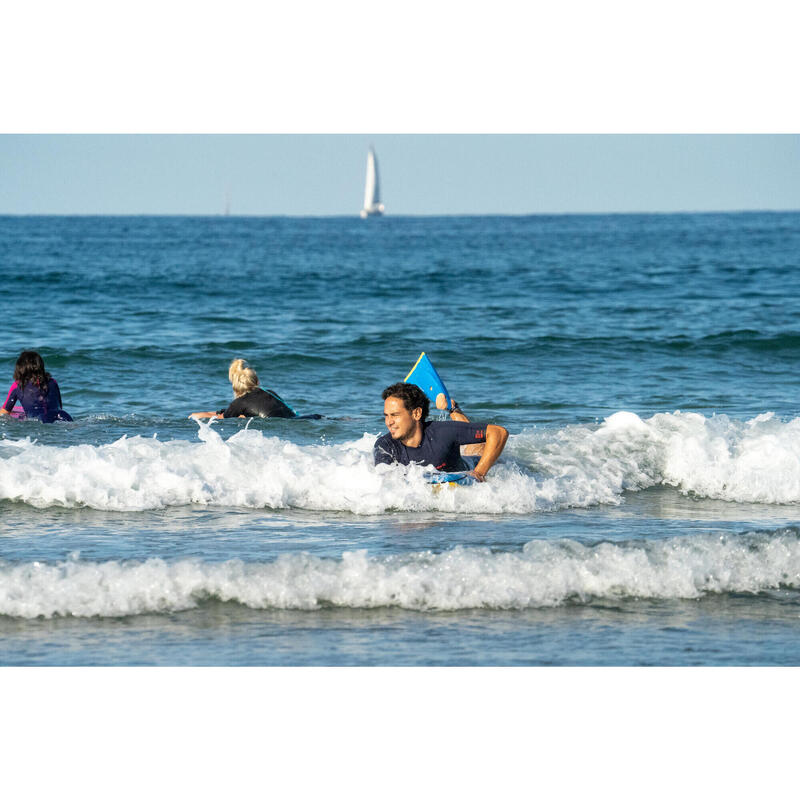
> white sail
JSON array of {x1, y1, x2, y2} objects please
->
[
  {"x1": 363, "y1": 150, "x2": 377, "y2": 208},
  {"x1": 360, "y1": 147, "x2": 385, "y2": 218}
]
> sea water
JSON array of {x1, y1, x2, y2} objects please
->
[{"x1": 2, "y1": 212, "x2": 800, "y2": 665}]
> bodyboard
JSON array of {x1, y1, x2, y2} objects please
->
[
  {"x1": 404, "y1": 352, "x2": 452, "y2": 410},
  {"x1": 427, "y1": 471, "x2": 477, "y2": 486}
]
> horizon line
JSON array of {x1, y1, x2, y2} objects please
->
[{"x1": 1, "y1": 208, "x2": 799, "y2": 219}]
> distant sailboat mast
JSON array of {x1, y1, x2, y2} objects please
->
[{"x1": 360, "y1": 146, "x2": 385, "y2": 218}]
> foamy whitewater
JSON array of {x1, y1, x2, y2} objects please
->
[
  {"x1": 4, "y1": 411, "x2": 800, "y2": 513},
  {"x1": 3, "y1": 212, "x2": 800, "y2": 665},
  {"x1": 2, "y1": 530, "x2": 799, "y2": 618}
]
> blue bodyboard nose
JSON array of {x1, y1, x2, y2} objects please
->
[{"x1": 404, "y1": 352, "x2": 452, "y2": 411}]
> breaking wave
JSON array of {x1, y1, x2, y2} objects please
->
[
  {"x1": 3, "y1": 411, "x2": 800, "y2": 513},
  {"x1": 2, "y1": 529, "x2": 799, "y2": 618}
]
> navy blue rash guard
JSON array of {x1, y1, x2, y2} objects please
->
[
  {"x1": 3, "y1": 378, "x2": 73, "y2": 423},
  {"x1": 373, "y1": 420, "x2": 487, "y2": 472}
]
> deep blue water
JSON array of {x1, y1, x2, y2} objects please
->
[{"x1": 2, "y1": 212, "x2": 800, "y2": 665}]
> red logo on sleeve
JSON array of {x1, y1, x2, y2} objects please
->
[{"x1": 475, "y1": 430, "x2": 485, "y2": 439}]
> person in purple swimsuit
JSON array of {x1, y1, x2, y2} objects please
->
[{"x1": 1, "y1": 350, "x2": 73, "y2": 423}]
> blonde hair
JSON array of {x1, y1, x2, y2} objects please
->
[{"x1": 228, "y1": 358, "x2": 260, "y2": 397}]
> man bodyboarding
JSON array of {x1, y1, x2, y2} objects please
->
[{"x1": 374, "y1": 382, "x2": 508, "y2": 482}]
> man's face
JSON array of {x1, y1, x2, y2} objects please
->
[{"x1": 383, "y1": 395, "x2": 422, "y2": 440}]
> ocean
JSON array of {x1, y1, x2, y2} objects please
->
[{"x1": 2, "y1": 211, "x2": 800, "y2": 666}]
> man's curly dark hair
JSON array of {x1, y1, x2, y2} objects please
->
[{"x1": 382, "y1": 382, "x2": 429, "y2": 421}]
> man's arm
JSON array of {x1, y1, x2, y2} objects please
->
[
  {"x1": 469, "y1": 424, "x2": 509, "y2": 481},
  {"x1": 445, "y1": 398, "x2": 470, "y2": 423}
]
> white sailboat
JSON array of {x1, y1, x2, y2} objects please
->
[{"x1": 360, "y1": 146, "x2": 385, "y2": 218}]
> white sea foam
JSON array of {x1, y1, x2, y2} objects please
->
[
  {"x1": 2, "y1": 530, "x2": 799, "y2": 618},
  {"x1": 512, "y1": 410, "x2": 800, "y2": 506},
  {"x1": 3, "y1": 411, "x2": 800, "y2": 512}
]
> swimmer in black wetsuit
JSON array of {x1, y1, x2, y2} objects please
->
[
  {"x1": 189, "y1": 358, "x2": 311, "y2": 420},
  {"x1": 218, "y1": 386, "x2": 296, "y2": 419}
]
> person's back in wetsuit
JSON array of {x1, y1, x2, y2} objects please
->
[
  {"x1": 1, "y1": 351, "x2": 73, "y2": 423},
  {"x1": 189, "y1": 357, "x2": 323, "y2": 421},
  {"x1": 218, "y1": 387, "x2": 296, "y2": 419}
]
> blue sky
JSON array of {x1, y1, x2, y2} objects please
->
[
  {"x1": 4, "y1": 5, "x2": 799, "y2": 217},
  {"x1": 1, "y1": 134, "x2": 799, "y2": 216}
]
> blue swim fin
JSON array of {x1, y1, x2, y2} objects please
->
[{"x1": 404, "y1": 352, "x2": 452, "y2": 410}]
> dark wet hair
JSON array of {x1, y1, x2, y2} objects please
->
[
  {"x1": 13, "y1": 350, "x2": 50, "y2": 392},
  {"x1": 382, "y1": 382, "x2": 429, "y2": 422}
]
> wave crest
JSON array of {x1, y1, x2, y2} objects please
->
[
  {"x1": 2, "y1": 530, "x2": 799, "y2": 618},
  {"x1": 3, "y1": 411, "x2": 800, "y2": 513}
]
